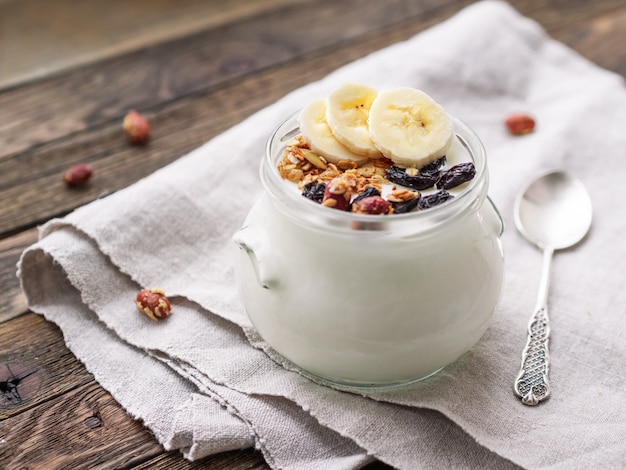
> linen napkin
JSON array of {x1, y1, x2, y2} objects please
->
[{"x1": 18, "y1": 1, "x2": 626, "y2": 468}]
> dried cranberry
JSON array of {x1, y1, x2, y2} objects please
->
[
  {"x1": 351, "y1": 196, "x2": 391, "y2": 215},
  {"x1": 321, "y1": 178, "x2": 353, "y2": 211},
  {"x1": 302, "y1": 182, "x2": 326, "y2": 203},
  {"x1": 436, "y1": 163, "x2": 476, "y2": 190},
  {"x1": 418, "y1": 190, "x2": 454, "y2": 209}
]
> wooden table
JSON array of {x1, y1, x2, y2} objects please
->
[{"x1": 1, "y1": 0, "x2": 624, "y2": 468}]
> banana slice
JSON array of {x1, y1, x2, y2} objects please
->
[
  {"x1": 325, "y1": 83, "x2": 382, "y2": 158},
  {"x1": 298, "y1": 98, "x2": 369, "y2": 165},
  {"x1": 368, "y1": 87, "x2": 453, "y2": 168}
]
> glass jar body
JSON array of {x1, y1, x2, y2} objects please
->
[{"x1": 233, "y1": 113, "x2": 504, "y2": 388}]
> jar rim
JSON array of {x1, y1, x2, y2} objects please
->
[{"x1": 260, "y1": 110, "x2": 489, "y2": 236}]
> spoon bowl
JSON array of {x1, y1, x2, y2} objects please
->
[
  {"x1": 513, "y1": 170, "x2": 592, "y2": 405},
  {"x1": 515, "y1": 171, "x2": 592, "y2": 250}
]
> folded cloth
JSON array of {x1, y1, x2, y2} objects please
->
[{"x1": 18, "y1": 1, "x2": 626, "y2": 468}]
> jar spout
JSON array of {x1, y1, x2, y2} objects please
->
[{"x1": 233, "y1": 226, "x2": 279, "y2": 290}]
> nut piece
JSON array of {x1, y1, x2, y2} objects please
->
[
  {"x1": 123, "y1": 110, "x2": 151, "y2": 144},
  {"x1": 505, "y1": 113, "x2": 535, "y2": 135},
  {"x1": 64, "y1": 163, "x2": 93, "y2": 187},
  {"x1": 387, "y1": 188, "x2": 418, "y2": 203},
  {"x1": 351, "y1": 196, "x2": 392, "y2": 215},
  {"x1": 322, "y1": 174, "x2": 358, "y2": 211},
  {"x1": 135, "y1": 288, "x2": 172, "y2": 321}
]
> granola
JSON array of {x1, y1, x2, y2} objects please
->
[
  {"x1": 278, "y1": 137, "x2": 391, "y2": 193},
  {"x1": 276, "y1": 134, "x2": 474, "y2": 215}
]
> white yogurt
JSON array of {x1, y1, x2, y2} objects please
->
[{"x1": 233, "y1": 113, "x2": 504, "y2": 387}]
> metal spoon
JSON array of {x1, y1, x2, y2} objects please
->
[{"x1": 513, "y1": 170, "x2": 592, "y2": 405}]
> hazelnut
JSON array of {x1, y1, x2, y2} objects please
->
[
  {"x1": 135, "y1": 288, "x2": 172, "y2": 321},
  {"x1": 351, "y1": 196, "x2": 392, "y2": 215},
  {"x1": 505, "y1": 113, "x2": 535, "y2": 135},
  {"x1": 123, "y1": 110, "x2": 150, "y2": 144},
  {"x1": 64, "y1": 163, "x2": 93, "y2": 187}
]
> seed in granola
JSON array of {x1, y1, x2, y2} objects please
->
[
  {"x1": 351, "y1": 196, "x2": 391, "y2": 215},
  {"x1": 418, "y1": 190, "x2": 454, "y2": 209},
  {"x1": 302, "y1": 182, "x2": 326, "y2": 203},
  {"x1": 436, "y1": 162, "x2": 476, "y2": 190},
  {"x1": 302, "y1": 149, "x2": 328, "y2": 170},
  {"x1": 386, "y1": 165, "x2": 438, "y2": 190}
]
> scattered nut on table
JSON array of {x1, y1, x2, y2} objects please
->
[
  {"x1": 64, "y1": 163, "x2": 93, "y2": 187},
  {"x1": 505, "y1": 113, "x2": 536, "y2": 135},
  {"x1": 123, "y1": 110, "x2": 151, "y2": 144},
  {"x1": 135, "y1": 288, "x2": 172, "y2": 321}
]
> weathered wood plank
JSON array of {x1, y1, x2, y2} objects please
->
[
  {"x1": 0, "y1": 0, "x2": 454, "y2": 159},
  {"x1": 0, "y1": 313, "x2": 94, "y2": 419},
  {"x1": 551, "y1": 7, "x2": 626, "y2": 75},
  {"x1": 131, "y1": 449, "x2": 269, "y2": 470},
  {"x1": 0, "y1": 228, "x2": 35, "y2": 322},
  {"x1": 133, "y1": 451, "x2": 392, "y2": 470},
  {"x1": 0, "y1": 382, "x2": 164, "y2": 469},
  {"x1": 0, "y1": 0, "x2": 303, "y2": 91},
  {"x1": 2, "y1": 0, "x2": 624, "y2": 162}
]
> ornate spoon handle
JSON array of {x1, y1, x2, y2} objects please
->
[
  {"x1": 514, "y1": 246, "x2": 554, "y2": 406},
  {"x1": 514, "y1": 306, "x2": 551, "y2": 405}
]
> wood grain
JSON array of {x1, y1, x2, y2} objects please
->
[
  {"x1": 0, "y1": 382, "x2": 163, "y2": 469},
  {"x1": 0, "y1": 228, "x2": 35, "y2": 322},
  {"x1": 132, "y1": 449, "x2": 269, "y2": 470},
  {"x1": 552, "y1": 7, "x2": 626, "y2": 74},
  {"x1": 0, "y1": 314, "x2": 94, "y2": 419},
  {"x1": 0, "y1": 0, "x2": 453, "y2": 159},
  {"x1": 0, "y1": 0, "x2": 304, "y2": 91}
]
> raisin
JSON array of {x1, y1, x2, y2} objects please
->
[
  {"x1": 418, "y1": 156, "x2": 447, "y2": 177},
  {"x1": 351, "y1": 186, "x2": 381, "y2": 205},
  {"x1": 418, "y1": 190, "x2": 454, "y2": 209},
  {"x1": 302, "y1": 182, "x2": 326, "y2": 203},
  {"x1": 392, "y1": 196, "x2": 421, "y2": 214},
  {"x1": 386, "y1": 166, "x2": 438, "y2": 190},
  {"x1": 436, "y1": 162, "x2": 476, "y2": 190}
]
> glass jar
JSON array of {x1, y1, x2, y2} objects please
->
[{"x1": 233, "y1": 112, "x2": 504, "y2": 388}]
